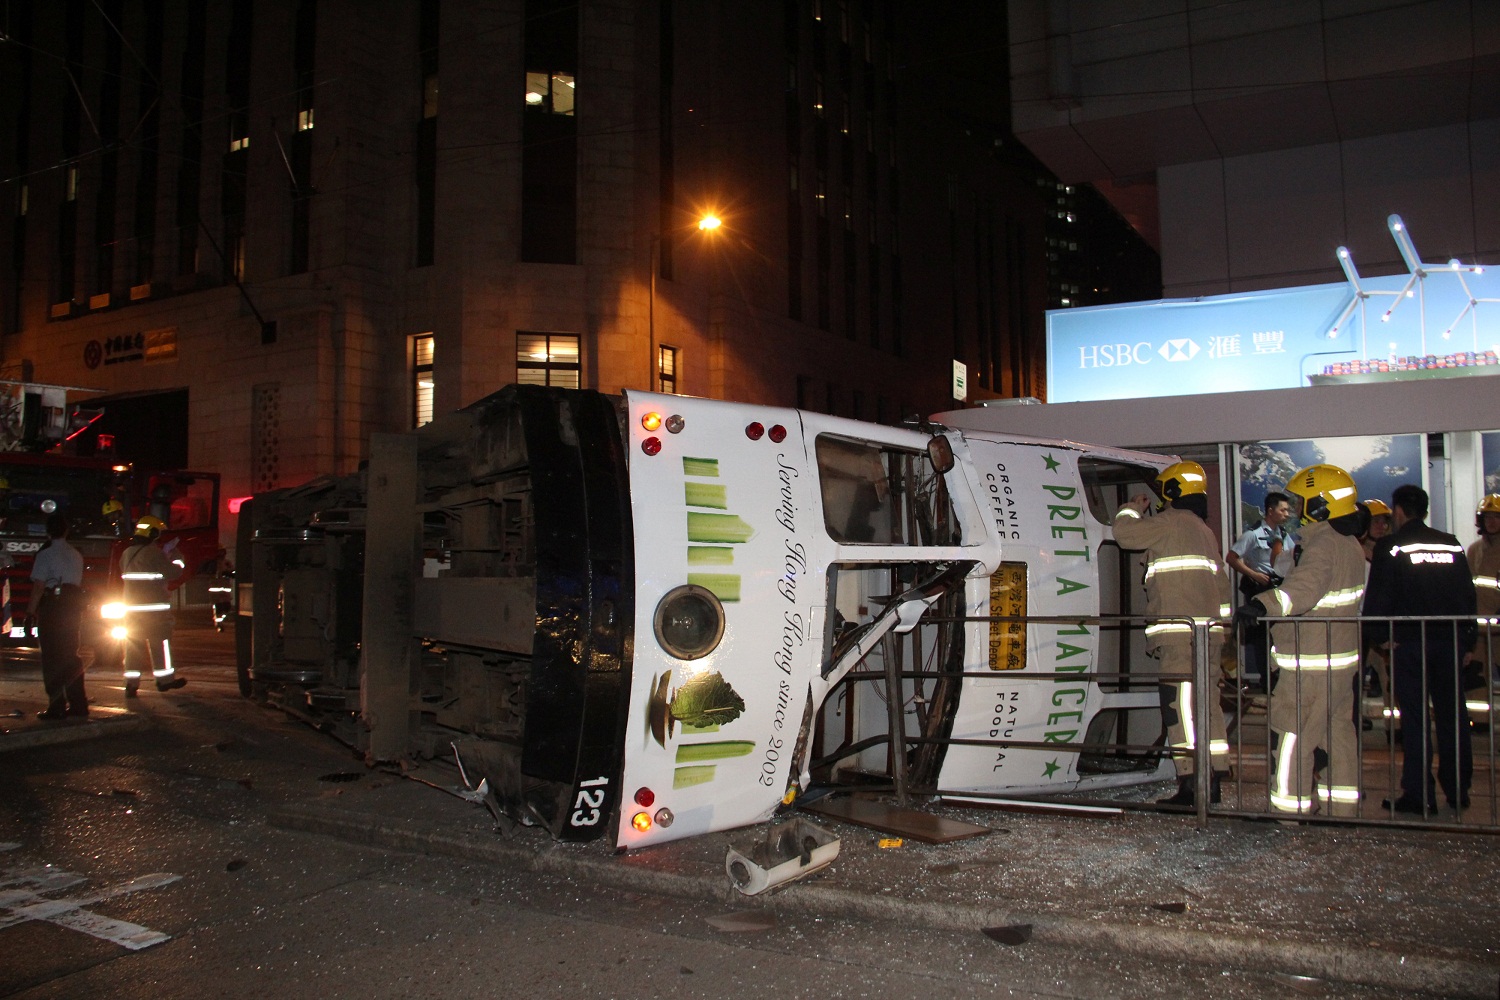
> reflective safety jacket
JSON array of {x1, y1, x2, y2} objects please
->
[
  {"x1": 1469, "y1": 535, "x2": 1500, "y2": 619},
  {"x1": 118, "y1": 540, "x2": 182, "y2": 614},
  {"x1": 1112, "y1": 505, "x2": 1232, "y2": 654},
  {"x1": 1256, "y1": 520, "x2": 1365, "y2": 672}
]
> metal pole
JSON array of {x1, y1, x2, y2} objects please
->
[
  {"x1": 361, "y1": 432, "x2": 420, "y2": 763},
  {"x1": 1194, "y1": 619, "x2": 1212, "y2": 827},
  {"x1": 648, "y1": 234, "x2": 658, "y2": 392},
  {"x1": 885, "y1": 630, "x2": 909, "y2": 806}
]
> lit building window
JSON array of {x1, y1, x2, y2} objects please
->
[
  {"x1": 423, "y1": 74, "x2": 439, "y2": 119},
  {"x1": 298, "y1": 108, "x2": 315, "y2": 131},
  {"x1": 524, "y1": 71, "x2": 575, "y2": 115},
  {"x1": 413, "y1": 334, "x2": 434, "y2": 427},
  {"x1": 658, "y1": 345, "x2": 679, "y2": 394},
  {"x1": 517, "y1": 332, "x2": 580, "y2": 387}
]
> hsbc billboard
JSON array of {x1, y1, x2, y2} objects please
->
[{"x1": 1047, "y1": 269, "x2": 1500, "y2": 403}]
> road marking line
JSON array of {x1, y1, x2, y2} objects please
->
[{"x1": 0, "y1": 863, "x2": 181, "y2": 950}]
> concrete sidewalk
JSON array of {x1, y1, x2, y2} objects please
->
[
  {"x1": 5, "y1": 631, "x2": 1498, "y2": 998},
  {"x1": 263, "y1": 756, "x2": 1500, "y2": 999},
  {"x1": 0, "y1": 650, "x2": 150, "y2": 750}
]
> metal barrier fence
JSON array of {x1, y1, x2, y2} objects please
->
[{"x1": 849, "y1": 612, "x2": 1497, "y2": 833}]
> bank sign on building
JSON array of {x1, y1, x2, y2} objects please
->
[{"x1": 1049, "y1": 226, "x2": 1499, "y2": 403}]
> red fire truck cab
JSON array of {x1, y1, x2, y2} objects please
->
[{"x1": 0, "y1": 451, "x2": 222, "y2": 648}]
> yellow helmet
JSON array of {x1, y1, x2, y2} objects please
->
[
  {"x1": 1154, "y1": 461, "x2": 1208, "y2": 502},
  {"x1": 102, "y1": 498, "x2": 123, "y2": 516},
  {"x1": 1477, "y1": 493, "x2": 1500, "y2": 531},
  {"x1": 1288, "y1": 464, "x2": 1358, "y2": 524},
  {"x1": 1363, "y1": 499, "x2": 1391, "y2": 519},
  {"x1": 134, "y1": 514, "x2": 166, "y2": 539}
]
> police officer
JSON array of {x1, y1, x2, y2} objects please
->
[
  {"x1": 119, "y1": 515, "x2": 187, "y2": 696},
  {"x1": 1239, "y1": 465, "x2": 1366, "y2": 818},
  {"x1": 1363, "y1": 484, "x2": 1477, "y2": 813},
  {"x1": 28, "y1": 513, "x2": 87, "y2": 720},
  {"x1": 1226, "y1": 491, "x2": 1295, "y2": 692},
  {"x1": 1113, "y1": 461, "x2": 1233, "y2": 805}
]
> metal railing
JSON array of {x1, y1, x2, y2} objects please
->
[{"x1": 834, "y1": 611, "x2": 1497, "y2": 833}]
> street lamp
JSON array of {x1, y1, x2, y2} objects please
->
[{"x1": 649, "y1": 212, "x2": 724, "y2": 392}]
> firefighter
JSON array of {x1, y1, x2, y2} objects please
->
[
  {"x1": 101, "y1": 497, "x2": 128, "y2": 538},
  {"x1": 1112, "y1": 460, "x2": 1233, "y2": 805},
  {"x1": 1238, "y1": 465, "x2": 1366, "y2": 817},
  {"x1": 1465, "y1": 494, "x2": 1500, "y2": 732},
  {"x1": 1357, "y1": 499, "x2": 1394, "y2": 706},
  {"x1": 1359, "y1": 498, "x2": 1393, "y2": 563},
  {"x1": 119, "y1": 514, "x2": 187, "y2": 696}
]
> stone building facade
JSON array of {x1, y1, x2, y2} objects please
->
[{"x1": 2, "y1": 1, "x2": 1052, "y2": 550}]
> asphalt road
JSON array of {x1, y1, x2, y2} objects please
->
[{"x1": 0, "y1": 626, "x2": 1481, "y2": 998}]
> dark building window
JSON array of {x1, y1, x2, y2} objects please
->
[
  {"x1": 816, "y1": 220, "x2": 830, "y2": 331},
  {"x1": 890, "y1": 253, "x2": 902, "y2": 356},
  {"x1": 176, "y1": 2, "x2": 206, "y2": 280},
  {"x1": 787, "y1": 194, "x2": 803, "y2": 321},
  {"x1": 656, "y1": 0, "x2": 674, "y2": 279},
  {"x1": 843, "y1": 229, "x2": 856, "y2": 340},
  {"x1": 521, "y1": 0, "x2": 579, "y2": 264},
  {"x1": 132, "y1": 0, "x2": 164, "y2": 289},
  {"x1": 57, "y1": 0, "x2": 85, "y2": 306},
  {"x1": 93, "y1": 0, "x2": 123, "y2": 301},
  {"x1": 6, "y1": 2, "x2": 34, "y2": 333},
  {"x1": 415, "y1": 0, "x2": 439, "y2": 267},
  {"x1": 289, "y1": 0, "x2": 317, "y2": 274},
  {"x1": 222, "y1": 0, "x2": 252, "y2": 283}
]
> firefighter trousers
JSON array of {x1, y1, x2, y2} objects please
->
[
  {"x1": 1269, "y1": 665, "x2": 1359, "y2": 816},
  {"x1": 123, "y1": 611, "x2": 178, "y2": 691},
  {"x1": 1156, "y1": 642, "x2": 1229, "y2": 777}
]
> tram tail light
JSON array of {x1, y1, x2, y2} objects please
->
[
  {"x1": 631, "y1": 811, "x2": 653, "y2": 833},
  {"x1": 641, "y1": 412, "x2": 663, "y2": 432}
]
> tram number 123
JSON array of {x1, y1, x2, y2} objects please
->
[{"x1": 569, "y1": 777, "x2": 610, "y2": 827}]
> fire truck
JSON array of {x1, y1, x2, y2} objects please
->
[
  {"x1": 0, "y1": 380, "x2": 223, "y2": 649},
  {"x1": 239, "y1": 384, "x2": 1185, "y2": 851}
]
